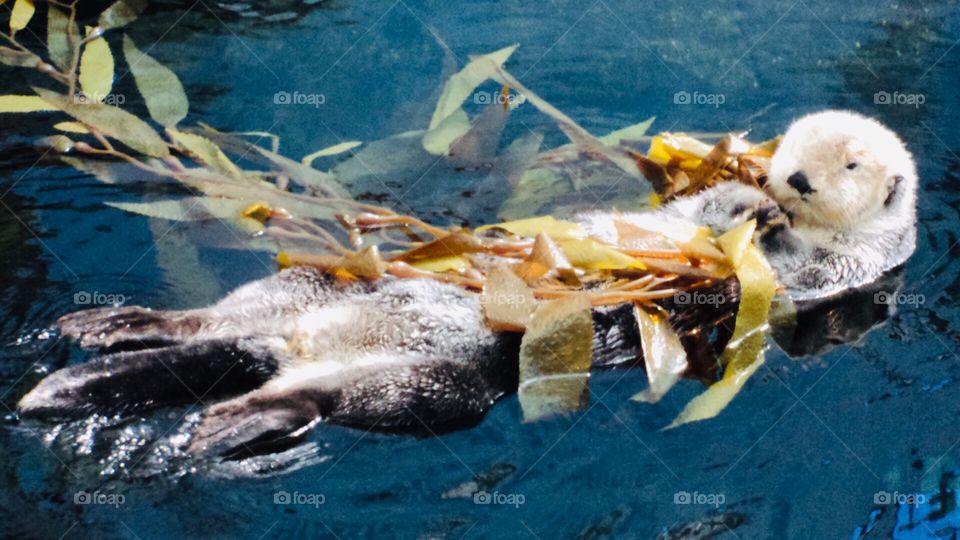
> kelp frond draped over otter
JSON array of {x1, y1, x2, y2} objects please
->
[{"x1": 1, "y1": 0, "x2": 781, "y2": 426}]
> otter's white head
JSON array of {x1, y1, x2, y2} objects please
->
[{"x1": 766, "y1": 110, "x2": 917, "y2": 231}]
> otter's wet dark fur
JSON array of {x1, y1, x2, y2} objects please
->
[{"x1": 17, "y1": 268, "x2": 739, "y2": 457}]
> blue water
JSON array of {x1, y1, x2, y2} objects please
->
[{"x1": 2, "y1": 0, "x2": 960, "y2": 537}]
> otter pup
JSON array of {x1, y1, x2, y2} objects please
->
[{"x1": 17, "y1": 110, "x2": 917, "y2": 457}]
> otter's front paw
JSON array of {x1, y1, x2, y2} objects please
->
[
  {"x1": 754, "y1": 198, "x2": 789, "y2": 230},
  {"x1": 702, "y1": 183, "x2": 785, "y2": 234}
]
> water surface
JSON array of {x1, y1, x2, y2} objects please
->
[{"x1": 2, "y1": 0, "x2": 960, "y2": 537}]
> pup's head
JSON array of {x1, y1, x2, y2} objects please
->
[{"x1": 766, "y1": 110, "x2": 916, "y2": 230}]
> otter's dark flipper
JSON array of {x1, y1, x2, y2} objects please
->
[
  {"x1": 18, "y1": 339, "x2": 279, "y2": 418},
  {"x1": 58, "y1": 306, "x2": 205, "y2": 350},
  {"x1": 188, "y1": 356, "x2": 501, "y2": 458},
  {"x1": 187, "y1": 388, "x2": 326, "y2": 459}
]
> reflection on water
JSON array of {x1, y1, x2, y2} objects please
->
[{"x1": 2, "y1": 0, "x2": 960, "y2": 537}]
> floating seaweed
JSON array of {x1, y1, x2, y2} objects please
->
[{"x1": 0, "y1": 0, "x2": 780, "y2": 427}]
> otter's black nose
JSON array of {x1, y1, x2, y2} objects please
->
[{"x1": 787, "y1": 171, "x2": 816, "y2": 195}]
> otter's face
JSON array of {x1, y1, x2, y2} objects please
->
[{"x1": 766, "y1": 110, "x2": 915, "y2": 230}]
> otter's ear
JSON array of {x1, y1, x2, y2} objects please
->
[{"x1": 884, "y1": 175, "x2": 904, "y2": 207}]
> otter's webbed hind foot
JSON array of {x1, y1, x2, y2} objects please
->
[
  {"x1": 57, "y1": 306, "x2": 204, "y2": 350},
  {"x1": 187, "y1": 389, "x2": 327, "y2": 459},
  {"x1": 18, "y1": 338, "x2": 280, "y2": 418},
  {"x1": 188, "y1": 355, "x2": 502, "y2": 459}
]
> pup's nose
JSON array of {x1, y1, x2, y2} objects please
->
[{"x1": 787, "y1": 171, "x2": 816, "y2": 195}]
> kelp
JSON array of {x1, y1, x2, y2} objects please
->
[
  {"x1": 33, "y1": 87, "x2": 169, "y2": 157},
  {"x1": 631, "y1": 305, "x2": 688, "y2": 404},
  {"x1": 518, "y1": 296, "x2": 593, "y2": 422},
  {"x1": 78, "y1": 27, "x2": 113, "y2": 102},
  {"x1": 0, "y1": 94, "x2": 55, "y2": 112},
  {"x1": 122, "y1": 35, "x2": 188, "y2": 127},
  {"x1": 8, "y1": 0, "x2": 35, "y2": 33},
  {"x1": 0, "y1": 3, "x2": 781, "y2": 426},
  {"x1": 45, "y1": 6, "x2": 76, "y2": 71},
  {"x1": 667, "y1": 220, "x2": 776, "y2": 428}
]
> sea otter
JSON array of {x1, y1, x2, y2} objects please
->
[
  {"x1": 581, "y1": 110, "x2": 917, "y2": 300},
  {"x1": 17, "y1": 110, "x2": 918, "y2": 458}
]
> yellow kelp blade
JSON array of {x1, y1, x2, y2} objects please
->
[
  {"x1": 409, "y1": 255, "x2": 470, "y2": 273},
  {"x1": 167, "y1": 128, "x2": 243, "y2": 179},
  {"x1": 647, "y1": 133, "x2": 714, "y2": 167},
  {"x1": 717, "y1": 219, "x2": 754, "y2": 267},
  {"x1": 518, "y1": 296, "x2": 593, "y2": 422},
  {"x1": 631, "y1": 305, "x2": 688, "y2": 404},
  {"x1": 423, "y1": 107, "x2": 470, "y2": 155},
  {"x1": 10, "y1": 0, "x2": 35, "y2": 32},
  {"x1": 54, "y1": 121, "x2": 89, "y2": 134},
  {"x1": 34, "y1": 87, "x2": 170, "y2": 158},
  {"x1": 612, "y1": 213, "x2": 705, "y2": 246},
  {"x1": 277, "y1": 247, "x2": 386, "y2": 281},
  {"x1": 0, "y1": 95, "x2": 56, "y2": 113},
  {"x1": 398, "y1": 232, "x2": 486, "y2": 261},
  {"x1": 482, "y1": 266, "x2": 536, "y2": 332},
  {"x1": 476, "y1": 215, "x2": 586, "y2": 240},
  {"x1": 615, "y1": 215, "x2": 725, "y2": 263},
  {"x1": 46, "y1": 6, "x2": 78, "y2": 71},
  {"x1": 197, "y1": 124, "x2": 348, "y2": 198},
  {"x1": 667, "y1": 220, "x2": 776, "y2": 428},
  {"x1": 613, "y1": 217, "x2": 683, "y2": 254},
  {"x1": 519, "y1": 377, "x2": 590, "y2": 423},
  {"x1": 665, "y1": 337, "x2": 765, "y2": 429},
  {"x1": 99, "y1": 0, "x2": 147, "y2": 30},
  {"x1": 302, "y1": 141, "x2": 363, "y2": 167},
  {"x1": 558, "y1": 238, "x2": 639, "y2": 271},
  {"x1": 79, "y1": 29, "x2": 114, "y2": 102},
  {"x1": 123, "y1": 35, "x2": 189, "y2": 127},
  {"x1": 428, "y1": 44, "x2": 518, "y2": 130},
  {"x1": 514, "y1": 232, "x2": 575, "y2": 282}
]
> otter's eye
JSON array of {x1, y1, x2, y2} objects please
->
[{"x1": 846, "y1": 162, "x2": 858, "y2": 170}]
